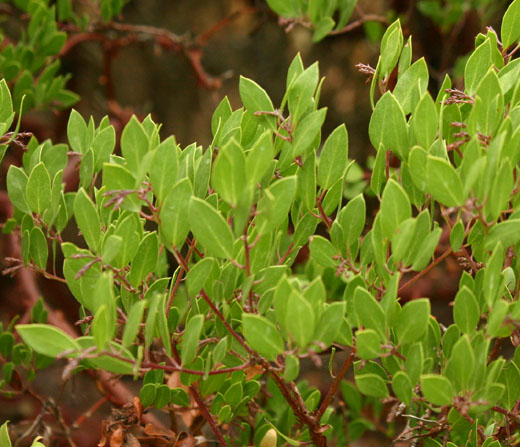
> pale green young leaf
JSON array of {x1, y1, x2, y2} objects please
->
[
  {"x1": 242, "y1": 314, "x2": 284, "y2": 361},
  {"x1": 180, "y1": 314, "x2": 203, "y2": 366},
  {"x1": 484, "y1": 219, "x2": 520, "y2": 249},
  {"x1": 211, "y1": 96, "x2": 232, "y2": 137},
  {"x1": 379, "y1": 179, "x2": 411, "y2": 239},
  {"x1": 239, "y1": 76, "x2": 276, "y2": 130},
  {"x1": 0, "y1": 79, "x2": 14, "y2": 130},
  {"x1": 26, "y1": 162, "x2": 52, "y2": 214},
  {"x1": 421, "y1": 374, "x2": 454, "y2": 406},
  {"x1": 0, "y1": 421, "x2": 11, "y2": 447},
  {"x1": 318, "y1": 124, "x2": 348, "y2": 189},
  {"x1": 92, "y1": 304, "x2": 111, "y2": 351},
  {"x1": 189, "y1": 197, "x2": 235, "y2": 258},
  {"x1": 16, "y1": 324, "x2": 80, "y2": 358},
  {"x1": 74, "y1": 188, "x2": 101, "y2": 252},
  {"x1": 102, "y1": 163, "x2": 140, "y2": 212},
  {"x1": 501, "y1": 0, "x2": 520, "y2": 49},
  {"x1": 265, "y1": 0, "x2": 299, "y2": 17},
  {"x1": 391, "y1": 217, "x2": 417, "y2": 263},
  {"x1": 160, "y1": 178, "x2": 193, "y2": 248},
  {"x1": 426, "y1": 156, "x2": 464, "y2": 207},
  {"x1": 484, "y1": 159, "x2": 513, "y2": 222}
]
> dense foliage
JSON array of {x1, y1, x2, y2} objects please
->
[{"x1": 2, "y1": 1, "x2": 520, "y2": 446}]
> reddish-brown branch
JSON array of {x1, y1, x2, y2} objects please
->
[{"x1": 316, "y1": 350, "x2": 355, "y2": 419}]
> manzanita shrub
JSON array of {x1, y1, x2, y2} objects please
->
[{"x1": 3, "y1": 0, "x2": 520, "y2": 446}]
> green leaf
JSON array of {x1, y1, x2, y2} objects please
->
[
  {"x1": 356, "y1": 329, "x2": 382, "y2": 360},
  {"x1": 73, "y1": 188, "x2": 101, "y2": 252},
  {"x1": 288, "y1": 62, "x2": 319, "y2": 123},
  {"x1": 256, "y1": 176, "x2": 297, "y2": 235},
  {"x1": 128, "y1": 232, "x2": 159, "y2": 287},
  {"x1": 410, "y1": 93, "x2": 438, "y2": 149},
  {"x1": 484, "y1": 219, "x2": 520, "y2": 249},
  {"x1": 392, "y1": 371, "x2": 413, "y2": 405},
  {"x1": 149, "y1": 137, "x2": 178, "y2": 203},
  {"x1": 426, "y1": 156, "x2": 464, "y2": 207},
  {"x1": 312, "y1": 17, "x2": 335, "y2": 42},
  {"x1": 16, "y1": 324, "x2": 80, "y2": 358},
  {"x1": 501, "y1": 0, "x2": 520, "y2": 49},
  {"x1": 465, "y1": 38, "x2": 493, "y2": 95},
  {"x1": 102, "y1": 163, "x2": 140, "y2": 212},
  {"x1": 453, "y1": 286, "x2": 479, "y2": 334},
  {"x1": 309, "y1": 235, "x2": 338, "y2": 269},
  {"x1": 369, "y1": 92, "x2": 409, "y2": 160},
  {"x1": 498, "y1": 362, "x2": 520, "y2": 410},
  {"x1": 379, "y1": 179, "x2": 411, "y2": 239},
  {"x1": 92, "y1": 304, "x2": 111, "y2": 351},
  {"x1": 160, "y1": 178, "x2": 193, "y2": 248},
  {"x1": 393, "y1": 57, "x2": 429, "y2": 115},
  {"x1": 411, "y1": 226, "x2": 442, "y2": 271},
  {"x1": 380, "y1": 19, "x2": 403, "y2": 77},
  {"x1": 286, "y1": 291, "x2": 315, "y2": 348},
  {"x1": 121, "y1": 115, "x2": 150, "y2": 173},
  {"x1": 239, "y1": 76, "x2": 275, "y2": 130},
  {"x1": 483, "y1": 242, "x2": 506, "y2": 307},
  {"x1": 92, "y1": 126, "x2": 116, "y2": 171},
  {"x1": 29, "y1": 227, "x2": 48, "y2": 269},
  {"x1": 242, "y1": 314, "x2": 284, "y2": 361},
  {"x1": 449, "y1": 220, "x2": 465, "y2": 252},
  {"x1": 212, "y1": 139, "x2": 247, "y2": 206},
  {"x1": 338, "y1": 194, "x2": 366, "y2": 249},
  {"x1": 297, "y1": 153, "x2": 316, "y2": 212},
  {"x1": 246, "y1": 130, "x2": 273, "y2": 185},
  {"x1": 355, "y1": 373, "x2": 389, "y2": 398},
  {"x1": 394, "y1": 298, "x2": 430, "y2": 345},
  {"x1": 354, "y1": 287, "x2": 386, "y2": 340},
  {"x1": 67, "y1": 109, "x2": 89, "y2": 153},
  {"x1": 0, "y1": 421, "x2": 11, "y2": 447},
  {"x1": 292, "y1": 108, "x2": 327, "y2": 158},
  {"x1": 189, "y1": 198, "x2": 235, "y2": 258},
  {"x1": 313, "y1": 302, "x2": 346, "y2": 348},
  {"x1": 446, "y1": 335, "x2": 475, "y2": 391},
  {"x1": 6, "y1": 166, "x2": 30, "y2": 213},
  {"x1": 421, "y1": 374, "x2": 454, "y2": 406},
  {"x1": 186, "y1": 257, "x2": 218, "y2": 297},
  {"x1": 318, "y1": 124, "x2": 348, "y2": 189},
  {"x1": 121, "y1": 300, "x2": 145, "y2": 349},
  {"x1": 180, "y1": 314, "x2": 203, "y2": 366},
  {"x1": 26, "y1": 162, "x2": 52, "y2": 214}
]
